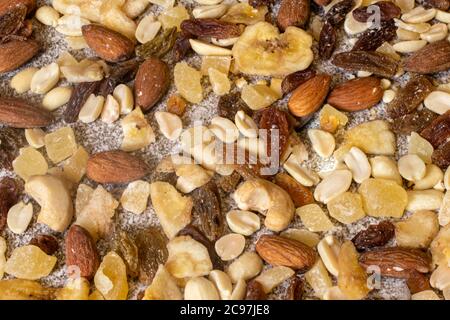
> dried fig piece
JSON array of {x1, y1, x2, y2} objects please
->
[
  {"x1": 423, "y1": 0, "x2": 450, "y2": 10},
  {"x1": 319, "y1": 21, "x2": 337, "y2": 59},
  {"x1": 421, "y1": 110, "x2": 450, "y2": 148},
  {"x1": 114, "y1": 231, "x2": 139, "y2": 278},
  {"x1": 352, "y1": 1, "x2": 401, "y2": 22},
  {"x1": 215, "y1": 171, "x2": 241, "y2": 193},
  {"x1": 352, "y1": 221, "x2": 395, "y2": 251},
  {"x1": 432, "y1": 140, "x2": 450, "y2": 169},
  {"x1": 403, "y1": 40, "x2": 450, "y2": 74},
  {"x1": 135, "y1": 227, "x2": 168, "y2": 284},
  {"x1": 0, "y1": 127, "x2": 25, "y2": 170},
  {"x1": 64, "y1": 81, "x2": 102, "y2": 123},
  {"x1": 352, "y1": 20, "x2": 397, "y2": 52},
  {"x1": 390, "y1": 109, "x2": 437, "y2": 134},
  {"x1": 245, "y1": 280, "x2": 267, "y2": 300},
  {"x1": 217, "y1": 93, "x2": 253, "y2": 121},
  {"x1": 274, "y1": 173, "x2": 314, "y2": 207},
  {"x1": 406, "y1": 271, "x2": 431, "y2": 294},
  {"x1": 97, "y1": 59, "x2": 139, "y2": 97},
  {"x1": 387, "y1": 75, "x2": 434, "y2": 119},
  {"x1": 281, "y1": 68, "x2": 316, "y2": 94},
  {"x1": 180, "y1": 19, "x2": 243, "y2": 40},
  {"x1": 284, "y1": 276, "x2": 303, "y2": 300},
  {"x1": 29, "y1": 235, "x2": 59, "y2": 255},
  {"x1": 172, "y1": 31, "x2": 192, "y2": 63},
  {"x1": 191, "y1": 181, "x2": 224, "y2": 242},
  {"x1": 259, "y1": 107, "x2": 290, "y2": 159},
  {"x1": 332, "y1": 51, "x2": 398, "y2": 78},
  {"x1": 325, "y1": 0, "x2": 354, "y2": 25}
]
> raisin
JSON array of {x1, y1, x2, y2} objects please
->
[
  {"x1": 113, "y1": 231, "x2": 139, "y2": 278},
  {"x1": 319, "y1": 21, "x2": 337, "y2": 59},
  {"x1": 217, "y1": 93, "x2": 253, "y2": 121},
  {"x1": 166, "y1": 94, "x2": 187, "y2": 116},
  {"x1": 259, "y1": 107, "x2": 290, "y2": 159},
  {"x1": 406, "y1": 271, "x2": 431, "y2": 294},
  {"x1": 180, "y1": 19, "x2": 243, "y2": 40},
  {"x1": 97, "y1": 59, "x2": 139, "y2": 97},
  {"x1": 390, "y1": 109, "x2": 437, "y2": 135},
  {"x1": 64, "y1": 81, "x2": 102, "y2": 123},
  {"x1": 352, "y1": 1, "x2": 401, "y2": 23},
  {"x1": 245, "y1": 280, "x2": 267, "y2": 300},
  {"x1": 0, "y1": 128, "x2": 25, "y2": 170},
  {"x1": 172, "y1": 31, "x2": 192, "y2": 63},
  {"x1": 284, "y1": 276, "x2": 303, "y2": 300},
  {"x1": 387, "y1": 75, "x2": 434, "y2": 119},
  {"x1": 325, "y1": 0, "x2": 354, "y2": 26},
  {"x1": 191, "y1": 181, "x2": 224, "y2": 242},
  {"x1": 29, "y1": 235, "x2": 59, "y2": 255},
  {"x1": 135, "y1": 227, "x2": 168, "y2": 284},
  {"x1": 332, "y1": 51, "x2": 398, "y2": 78},
  {"x1": 0, "y1": 177, "x2": 21, "y2": 232},
  {"x1": 352, "y1": 220, "x2": 395, "y2": 251},
  {"x1": 215, "y1": 171, "x2": 241, "y2": 193},
  {"x1": 432, "y1": 139, "x2": 450, "y2": 169},
  {"x1": 0, "y1": 3, "x2": 26, "y2": 43},
  {"x1": 421, "y1": 110, "x2": 450, "y2": 148},
  {"x1": 423, "y1": 0, "x2": 450, "y2": 10},
  {"x1": 352, "y1": 20, "x2": 397, "y2": 52},
  {"x1": 177, "y1": 224, "x2": 223, "y2": 270},
  {"x1": 274, "y1": 173, "x2": 314, "y2": 207},
  {"x1": 281, "y1": 68, "x2": 316, "y2": 94},
  {"x1": 135, "y1": 27, "x2": 177, "y2": 59}
]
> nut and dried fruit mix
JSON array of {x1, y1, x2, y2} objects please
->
[{"x1": 0, "y1": 0, "x2": 449, "y2": 301}]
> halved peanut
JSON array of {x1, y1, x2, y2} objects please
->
[
  {"x1": 317, "y1": 236, "x2": 341, "y2": 277},
  {"x1": 209, "y1": 270, "x2": 233, "y2": 300},
  {"x1": 407, "y1": 190, "x2": 444, "y2": 212},
  {"x1": 235, "y1": 110, "x2": 258, "y2": 138},
  {"x1": 408, "y1": 132, "x2": 434, "y2": 164},
  {"x1": 189, "y1": 39, "x2": 232, "y2": 56},
  {"x1": 401, "y1": 6, "x2": 436, "y2": 23},
  {"x1": 193, "y1": 4, "x2": 228, "y2": 19},
  {"x1": 382, "y1": 89, "x2": 396, "y2": 103},
  {"x1": 135, "y1": 14, "x2": 161, "y2": 44},
  {"x1": 435, "y1": 9, "x2": 450, "y2": 23},
  {"x1": 7, "y1": 201, "x2": 33, "y2": 234},
  {"x1": 56, "y1": 14, "x2": 89, "y2": 36},
  {"x1": 230, "y1": 279, "x2": 246, "y2": 300},
  {"x1": 100, "y1": 95, "x2": 120, "y2": 124},
  {"x1": 10, "y1": 67, "x2": 38, "y2": 93},
  {"x1": 344, "y1": 147, "x2": 371, "y2": 183},
  {"x1": 113, "y1": 84, "x2": 134, "y2": 115},
  {"x1": 424, "y1": 91, "x2": 450, "y2": 115},
  {"x1": 227, "y1": 252, "x2": 263, "y2": 283},
  {"x1": 395, "y1": 0, "x2": 414, "y2": 13},
  {"x1": 226, "y1": 210, "x2": 261, "y2": 236},
  {"x1": 397, "y1": 28, "x2": 420, "y2": 40},
  {"x1": 394, "y1": 19, "x2": 431, "y2": 33},
  {"x1": 184, "y1": 277, "x2": 220, "y2": 300},
  {"x1": 398, "y1": 154, "x2": 426, "y2": 181},
  {"x1": 42, "y1": 87, "x2": 72, "y2": 111},
  {"x1": 155, "y1": 111, "x2": 183, "y2": 141},
  {"x1": 30, "y1": 63, "x2": 60, "y2": 94},
  {"x1": 209, "y1": 116, "x2": 239, "y2": 143},
  {"x1": 215, "y1": 233, "x2": 245, "y2": 261},
  {"x1": 35, "y1": 5, "x2": 60, "y2": 27},
  {"x1": 420, "y1": 23, "x2": 448, "y2": 43},
  {"x1": 313, "y1": 169, "x2": 353, "y2": 204},
  {"x1": 414, "y1": 165, "x2": 444, "y2": 190},
  {"x1": 78, "y1": 94, "x2": 105, "y2": 123},
  {"x1": 283, "y1": 154, "x2": 320, "y2": 187},
  {"x1": 308, "y1": 129, "x2": 335, "y2": 158},
  {"x1": 254, "y1": 266, "x2": 295, "y2": 294},
  {"x1": 430, "y1": 264, "x2": 450, "y2": 291},
  {"x1": 25, "y1": 129, "x2": 45, "y2": 149},
  {"x1": 393, "y1": 40, "x2": 427, "y2": 53}
]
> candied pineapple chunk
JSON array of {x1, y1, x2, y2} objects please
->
[
  {"x1": 143, "y1": 265, "x2": 183, "y2": 300},
  {"x1": 62, "y1": 146, "x2": 89, "y2": 183},
  {"x1": 158, "y1": 5, "x2": 189, "y2": 30},
  {"x1": 56, "y1": 277, "x2": 90, "y2": 300},
  {"x1": 5, "y1": 245, "x2": 57, "y2": 280},
  {"x1": 337, "y1": 241, "x2": 370, "y2": 300},
  {"x1": 75, "y1": 184, "x2": 93, "y2": 217},
  {"x1": 208, "y1": 68, "x2": 231, "y2": 96},
  {"x1": 0, "y1": 279, "x2": 56, "y2": 300},
  {"x1": 395, "y1": 211, "x2": 439, "y2": 249},
  {"x1": 94, "y1": 251, "x2": 128, "y2": 300},
  {"x1": 13, "y1": 147, "x2": 48, "y2": 181},
  {"x1": 408, "y1": 132, "x2": 434, "y2": 164},
  {"x1": 254, "y1": 266, "x2": 295, "y2": 294},
  {"x1": 327, "y1": 192, "x2": 366, "y2": 224},
  {"x1": 296, "y1": 204, "x2": 334, "y2": 232},
  {"x1": 201, "y1": 56, "x2": 231, "y2": 76},
  {"x1": 241, "y1": 84, "x2": 279, "y2": 110},
  {"x1": 121, "y1": 107, "x2": 155, "y2": 152},
  {"x1": 120, "y1": 180, "x2": 151, "y2": 214},
  {"x1": 344, "y1": 120, "x2": 396, "y2": 155},
  {"x1": 174, "y1": 62, "x2": 203, "y2": 104},
  {"x1": 44, "y1": 127, "x2": 78, "y2": 163},
  {"x1": 89, "y1": 290, "x2": 105, "y2": 300},
  {"x1": 430, "y1": 225, "x2": 450, "y2": 267},
  {"x1": 319, "y1": 104, "x2": 349, "y2": 133},
  {"x1": 280, "y1": 228, "x2": 320, "y2": 247},
  {"x1": 358, "y1": 179, "x2": 407, "y2": 218},
  {"x1": 305, "y1": 259, "x2": 333, "y2": 299},
  {"x1": 150, "y1": 181, "x2": 193, "y2": 239}
]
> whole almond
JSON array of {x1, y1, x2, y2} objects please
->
[
  {"x1": 86, "y1": 150, "x2": 149, "y2": 184},
  {"x1": 0, "y1": 97, "x2": 54, "y2": 128},
  {"x1": 359, "y1": 247, "x2": 431, "y2": 278},
  {"x1": 403, "y1": 40, "x2": 450, "y2": 74},
  {"x1": 0, "y1": 39, "x2": 39, "y2": 73},
  {"x1": 255, "y1": 234, "x2": 317, "y2": 270},
  {"x1": 65, "y1": 225, "x2": 100, "y2": 280},
  {"x1": 0, "y1": 0, "x2": 35, "y2": 16},
  {"x1": 288, "y1": 74, "x2": 331, "y2": 117},
  {"x1": 134, "y1": 57, "x2": 170, "y2": 112},
  {"x1": 277, "y1": 0, "x2": 310, "y2": 30},
  {"x1": 82, "y1": 24, "x2": 135, "y2": 62},
  {"x1": 327, "y1": 77, "x2": 383, "y2": 111}
]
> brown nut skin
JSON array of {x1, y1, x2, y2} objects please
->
[
  {"x1": 82, "y1": 24, "x2": 135, "y2": 62},
  {"x1": 403, "y1": 40, "x2": 450, "y2": 74},
  {"x1": 288, "y1": 74, "x2": 331, "y2": 117},
  {"x1": 134, "y1": 57, "x2": 170, "y2": 112},
  {"x1": 0, "y1": 39, "x2": 39, "y2": 74},
  {"x1": 277, "y1": 0, "x2": 310, "y2": 31},
  {"x1": 0, "y1": 97, "x2": 54, "y2": 128}
]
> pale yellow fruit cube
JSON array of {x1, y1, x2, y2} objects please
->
[{"x1": 44, "y1": 127, "x2": 78, "y2": 163}]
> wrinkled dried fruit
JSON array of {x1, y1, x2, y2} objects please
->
[
  {"x1": 352, "y1": 220, "x2": 395, "y2": 251},
  {"x1": 0, "y1": 128, "x2": 25, "y2": 170},
  {"x1": 432, "y1": 140, "x2": 450, "y2": 169},
  {"x1": 325, "y1": 0, "x2": 354, "y2": 25},
  {"x1": 216, "y1": 171, "x2": 241, "y2": 193},
  {"x1": 319, "y1": 22, "x2": 337, "y2": 59},
  {"x1": 181, "y1": 19, "x2": 243, "y2": 39},
  {"x1": 135, "y1": 27, "x2": 177, "y2": 59},
  {"x1": 0, "y1": 3, "x2": 27, "y2": 43},
  {"x1": 64, "y1": 81, "x2": 101, "y2": 123},
  {"x1": 94, "y1": 251, "x2": 128, "y2": 300},
  {"x1": 0, "y1": 177, "x2": 21, "y2": 232},
  {"x1": 0, "y1": 279, "x2": 56, "y2": 300},
  {"x1": 97, "y1": 59, "x2": 139, "y2": 97},
  {"x1": 217, "y1": 92, "x2": 252, "y2": 122},
  {"x1": 274, "y1": 173, "x2": 314, "y2": 207},
  {"x1": 353, "y1": 2, "x2": 401, "y2": 22},
  {"x1": 421, "y1": 111, "x2": 450, "y2": 148},
  {"x1": 352, "y1": 20, "x2": 397, "y2": 52},
  {"x1": 284, "y1": 276, "x2": 303, "y2": 300},
  {"x1": 395, "y1": 210, "x2": 439, "y2": 249},
  {"x1": 391, "y1": 108, "x2": 437, "y2": 134},
  {"x1": 245, "y1": 280, "x2": 267, "y2": 300},
  {"x1": 29, "y1": 235, "x2": 58, "y2": 255},
  {"x1": 327, "y1": 192, "x2": 366, "y2": 224},
  {"x1": 281, "y1": 68, "x2": 316, "y2": 94},
  {"x1": 332, "y1": 51, "x2": 398, "y2": 78},
  {"x1": 113, "y1": 231, "x2": 139, "y2": 278},
  {"x1": 172, "y1": 31, "x2": 191, "y2": 63},
  {"x1": 5, "y1": 245, "x2": 57, "y2": 280},
  {"x1": 259, "y1": 107, "x2": 290, "y2": 160}
]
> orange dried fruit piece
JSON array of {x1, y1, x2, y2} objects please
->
[
  {"x1": 296, "y1": 204, "x2": 334, "y2": 232},
  {"x1": 344, "y1": 120, "x2": 396, "y2": 155},
  {"x1": 327, "y1": 192, "x2": 366, "y2": 224},
  {"x1": 142, "y1": 265, "x2": 183, "y2": 300},
  {"x1": 208, "y1": 68, "x2": 231, "y2": 96},
  {"x1": 44, "y1": 127, "x2": 78, "y2": 164},
  {"x1": 319, "y1": 104, "x2": 348, "y2": 133},
  {"x1": 5, "y1": 245, "x2": 57, "y2": 280},
  {"x1": 94, "y1": 251, "x2": 129, "y2": 300},
  {"x1": 337, "y1": 241, "x2": 370, "y2": 300},
  {"x1": 166, "y1": 94, "x2": 187, "y2": 116},
  {"x1": 61, "y1": 146, "x2": 89, "y2": 183}
]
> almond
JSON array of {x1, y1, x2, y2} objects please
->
[
  {"x1": 0, "y1": 97, "x2": 54, "y2": 128},
  {"x1": 0, "y1": 0, "x2": 35, "y2": 16},
  {"x1": 359, "y1": 247, "x2": 432, "y2": 278},
  {"x1": 65, "y1": 225, "x2": 100, "y2": 280},
  {"x1": 134, "y1": 57, "x2": 170, "y2": 112},
  {"x1": 327, "y1": 77, "x2": 383, "y2": 111},
  {"x1": 0, "y1": 39, "x2": 39, "y2": 74},
  {"x1": 288, "y1": 74, "x2": 331, "y2": 117},
  {"x1": 403, "y1": 40, "x2": 450, "y2": 74},
  {"x1": 277, "y1": 0, "x2": 310, "y2": 30},
  {"x1": 255, "y1": 234, "x2": 317, "y2": 270},
  {"x1": 82, "y1": 24, "x2": 135, "y2": 63},
  {"x1": 86, "y1": 150, "x2": 149, "y2": 184}
]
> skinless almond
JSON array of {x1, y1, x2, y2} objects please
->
[
  {"x1": 288, "y1": 74, "x2": 331, "y2": 117},
  {"x1": 0, "y1": 97, "x2": 54, "y2": 128},
  {"x1": 327, "y1": 77, "x2": 383, "y2": 111}
]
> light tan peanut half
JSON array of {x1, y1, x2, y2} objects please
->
[
  {"x1": 398, "y1": 154, "x2": 426, "y2": 181},
  {"x1": 35, "y1": 5, "x2": 60, "y2": 27},
  {"x1": 424, "y1": 91, "x2": 450, "y2": 115},
  {"x1": 439, "y1": 191, "x2": 450, "y2": 226},
  {"x1": 430, "y1": 264, "x2": 450, "y2": 290},
  {"x1": 395, "y1": 0, "x2": 415, "y2": 13},
  {"x1": 215, "y1": 233, "x2": 246, "y2": 261},
  {"x1": 184, "y1": 277, "x2": 220, "y2": 300},
  {"x1": 42, "y1": 87, "x2": 72, "y2": 111},
  {"x1": 254, "y1": 266, "x2": 295, "y2": 294},
  {"x1": 209, "y1": 270, "x2": 233, "y2": 300},
  {"x1": 407, "y1": 190, "x2": 444, "y2": 212},
  {"x1": 435, "y1": 9, "x2": 450, "y2": 23},
  {"x1": 393, "y1": 40, "x2": 427, "y2": 53},
  {"x1": 25, "y1": 128, "x2": 45, "y2": 149},
  {"x1": 382, "y1": 89, "x2": 396, "y2": 103},
  {"x1": 394, "y1": 19, "x2": 431, "y2": 33},
  {"x1": 414, "y1": 165, "x2": 444, "y2": 190},
  {"x1": 78, "y1": 94, "x2": 105, "y2": 123},
  {"x1": 113, "y1": 84, "x2": 134, "y2": 115},
  {"x1": 227, "y1": 252, "x2": 263, "y2": 283},
  {"x1": 193, "y1": 4, "x2": 228, "y2": 19},
  {"x1": 314, "y1": 169, "x2": 353, "y2": 204},
  {"x1": 397, "y1": 28, "x2": 420, "y2": 40},
  {"x1": 308, "y1": 129, "x2": 335, "y2": 158},
  {"x1": 135, "y1": 14, "x2": 161, "y2": 44},
  {"x1": 209, "y1": 116, "x2": 239, "y2": 143},
  {"x1": 420, "y1": 23, "x2": 448, "y2": 43},
  {"x1": 155, "y1": 111, "x2": 183, "y2": 141},
  {"x1": 317, "y1": 235, "x2": 341, "y2": 277},
  {"x1": 101, "y1": 95, "x2": 120, "y2": 124},
  {"x1": 283, "y1": 154, "x2": 320, "y2": 187},
  {"x1": 230, "y1": 280, "x2": 247, "y2": 300},
  {"x1": 234, "y1": 110, "x2": 258, "y2": 138},
  {"x1": 211, "y1": 37, "x2": 239, "y2": 47},
  {"x1": 344, "y1": 147, "x2": 371, "y2": 183},
  {"x1": 408, "y1": 132, "x2": 434, "y2": 164},
  {"x1": 56, "y1": 14, "x2": 89, "y2": 36},
  {"x1": 189, "y1": 39, "x2": 232, "y2": 56},
  {"x1": 30, "y1": 63, "x2": 60, "y2": 94},
  {"x1": 10, "y1": 67, "x2": 39, "y2": 93},
  {"x1": 401, "y1": 6, "x2": 436, "y2": 23},
  {"x1": 226, "y1": 210, "x2": 261, "y2": 236},
  {"x1": 7, "y1": 202, "x2": 33, "y2": 234}
]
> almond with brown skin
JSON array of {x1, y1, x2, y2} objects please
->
[
  {"x1": 359, "y1": 247, "x2": 432, "y2": 278},
  {"x1": 82, "y1": 24, "x2": 135, "y2": 62},
  {"x1": 403, "y1": 40, "x2": 450, "y2": 74},
  {"x1": 86, "y1": 150, "x2": 149, "y2": 184},
  {"x1": 134, "y1": 57, "x2": 170, "y2": 112},
  {"x1": 0, "y1": 97, "x2": 53, "y2": 128},
  {"x1": 313, "y1": 0, "x2": 332, "y2": 5},
  {"x1": 0, "y1": 39, "x2": 39, "y2": 73},
  {"x1": 65, "y1": 225, "x2": 100, "y2": 280},
  {"x1": 255, "y1": 234, "x2": 317, "y2": 270},
  {"x1": 0, "y1": 0, "x2": 35, "y2": 16},
  {"x1": 288, "y1": 74, "x2": 331, "y2": 117},
  {"x1": 327, "y1": 77, "x2": 383, "y2": 111},
  {"x1": 277, "y1": 0, "x2": 310, "y2": 30}
]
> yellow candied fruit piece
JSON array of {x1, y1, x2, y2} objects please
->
[
  {"x1": 143, "y1": 265, "x2": 183, "y2": 300},
  {"x1": 12, "y1": 147, "x2": 48, "y2": 181},
  {"x1": 94, "y1": 251, "x2": 129, "y2": 300},
  {"x1": 158, "y1": 5, "x2": 189, "y2": 31},
  {"x1": 0, "y1": 279, "x2": 56, "y2": 300},
  {"x1": 44, "y1": 127, "x2": 78, "y2": 164},
  {"x1": 296, "y1": 204, "x2": 334, "y2": 232},
  {"x1": 358, "y1": 178, "x2": 407, "y2": 218},
  {"x1": 56, "y1": 277, "x2": 90, "y2": 300},
  {"x1": 327, "y1": 192, "x2": 366, "y2": 225},
  {"x1": 221, "y1": 3, "x2": 268, "y2": 25},
  {"x1": 89, "y1": 290, "x2": 105, "y2": 300},
  {"x1": 120, "y1": 180, "x2": 151, "y2": 214},
  {"x1": 62, "y1": 146, "x2": 89, "y2": 183},
  {"x1": 270, "y1": 78, "x2": 283, "y2": 98},
  {"x1": 241, "y1": 84, "x2": 279, "y2": 111},
  {"x1": 395, "y1": 210, "x2": 439, "y2": 249},
  {"x1": 319, "y1": 104, "x2": 349, "y2": 133},
  {"x1": 280, "y1": 228, "x2": 320, "y2": 247},
  {"x1": 305, "y1": 259, "x2": 333, "y2": 299},
  {"x1": 208, "y1": 68, "x2": 231, "y2": 96},
  {"x1": 344, "y1": 120, "x2": 396, "y2": 155},
  {"x1": 201, "y1": 56, "x2": 231, "y2": 76},
  {"x1": 430, "y1": 225, "x2": 450, "y2": 267},
  {"x1": 5, "y1": 245, "x2": 57, "y2": 280},
  {"x1": 174, "y1": 62, "x2": 203, "y2": 104},
  {"x1": 337, "y1": 241, "x2": 370, "y2": 300}
]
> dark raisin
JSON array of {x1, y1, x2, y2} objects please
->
[
  {"x1": 0, "y1": 3, "x2": 26, "y2": 43},
  {"x1": 319, "y1": 21, "x2": 337, "y2": 59},
  {"x1": 432, "y1": 139, "x2": 450, "y2": 169},
  {"x1": 284, "y1": 276, "x2": 304, "y2": 300},
  {"x1": 97, "y1": 59, "x2": 139, "y2": 97},
  {"x1": 29, "y1": 235, "x2": 59, "y2": 255},
  {"x1": 0, "y1": 128, "x2": 25, "y2": 170},
  {"x1": 332, "y1": 50, "x2": 398, "y2": 78},
  {"x1": 180, "y1": 19, "x2": 243, "y2": 39},
  {"x1": 423, "y1": 0, "x2": 450, "y2": 10},
  {"x1": 325, "y1": 0, "x2": 354, "y2": 25},
  {"x1": 172, "y1": 31, "x2": 192, "y2": 63},
  {"x1": 281, "y1": 68, "x2": 316, "y2": 94},
  {"x1": 352, "y1": 220, "x2": 395, "y2": 251},
  {"x1": 274, "y1": 173, "x2": 314, "y2": 207},
  {"x1": 352, "y1": 1, "x2": 401, "y2": 22},
  {"x1": 215, "y1": 171, "x2": 241, "y2": 193},
  {"x1": 217, "y1": 93, "x2": 253, "y2": 121},
  {"x1": 135, "y1": 27, "x2": 177, "y2": 59},
  {"x1": 113, "y1": 231, "x2": 139, "y2": 278},
  {"x1": 352, "y1": 20, "x2": 397, "y2": 52},
  {"x1": 390, "y1": 109, "x2": 437, "y2": 135},
  {"x1": 0, "y1": 177, "x2": 21, "y2": 232},
  {"x1": 259, "y1": 107, "x2": 291, "y2": 159},
  {"x1": 421, "y1": 110, "x2": 450, "y2": 148},
  {"x1": 64, "y1": 81, "x2": 102, "y2": 123},
  {"x1": 245, "y1": 280, "x2": 267, "y2": 300}
]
